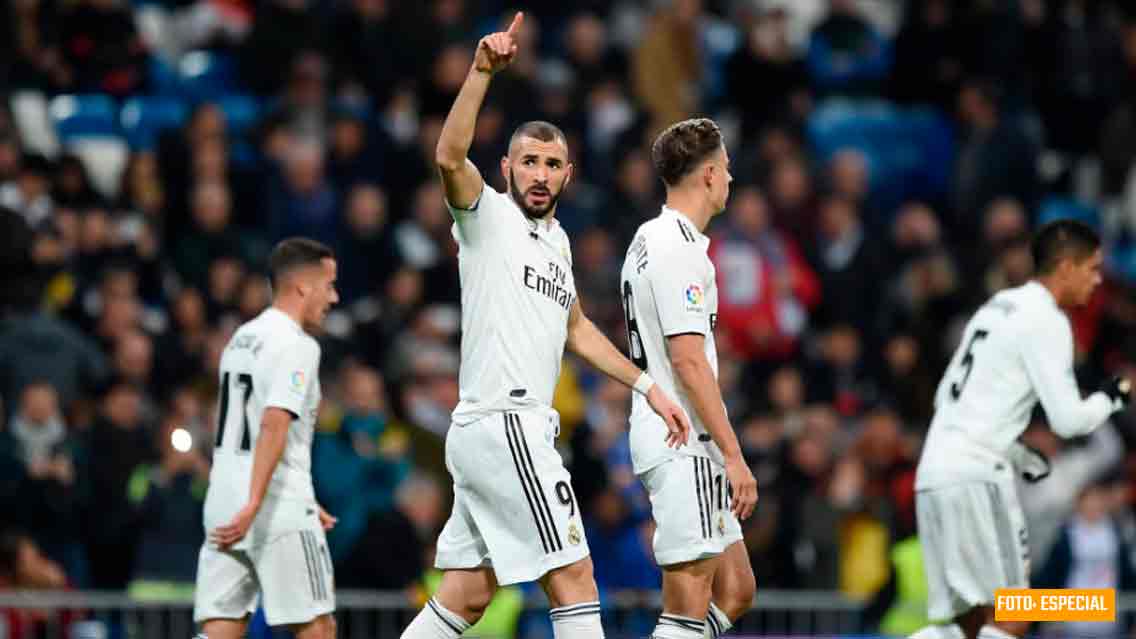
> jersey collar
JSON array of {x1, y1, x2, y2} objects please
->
[
  {"x1": 661, "y1": 206, "x2": 709, "y2": 246},
  {"x1": 265, "y1": 306, "x2": 304, "y2": 335}
]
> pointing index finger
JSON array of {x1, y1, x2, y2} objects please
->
[{"x1": 506, "y1": 11, "x2": 524, "y2": 38}]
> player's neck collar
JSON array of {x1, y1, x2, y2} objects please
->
[
  {"x1": 662, "y1": 205, "x2": 708, "y2": 239},
  {"x1": 267, "y1": 305, "x2": 303, "y2": 333}
]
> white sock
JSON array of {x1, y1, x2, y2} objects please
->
[
  {"x1": 978, "y1": 624, "x2": 1019, "y2": 639},
  {"x1": 704, "y1": 602, "x2": 732, "y2": 638},
  {"x1": 550, "y1": 601, "x2": 603, "y2": 638},
  {"x1": 653, "y1": 613, "x2": 705, "y2": 639},
  {"x1": 909, "y1": 623, "x2": 965, "y2": 639},
  {"x1": 401, "y1": 597, "x2": 472, "y2": 639}
]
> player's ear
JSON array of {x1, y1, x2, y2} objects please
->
[
  {"x1": 501, "y1": 155, "x2": 510, "y2": 183},
  {"x1": 563, "y1": 162, "x2": 573, "y2": 190}
]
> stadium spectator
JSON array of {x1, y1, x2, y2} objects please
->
[
  {"x1": 710, "y1": 185, "x2": 821, "y2": 363},
  {"x1": 83, "y1": 380, "x2": 153, "y2": 589},
  {"x1": 126, "y1": 416, "x2": 209, "y2": 593},
  {"x1": 313, "y1": 363, "x2": 409, "y2": 561},
  {"x1": 0, "y1": 382, "x2": 87, "y2": 585}
]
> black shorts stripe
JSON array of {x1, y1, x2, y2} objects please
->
[
  {"x1": 513, "y1": 416, "x2": 563, "y2": 552},
  {"x1": 701, "y1": 459, "x2": 714, "y2": 538},
  {"x1": 310, "y1": 532, "x2": 327, "y2": 600},
  {"x1": 510, "y1": 413, "x2": 560, "y2": 553},
  {"x1": 428, "y1": 598, "x2": 464, "y2": 636},
  {"x1": 986, "y1": 482, "x2": 1022, "y2": 586},
  {"x1": 504, "y1": 414, "x2": 552, "y2": 554},
  {"x1": 693, "y1": 457, "x2": 708, "y2": 539},
  {"x1": 305, "y1": 531, "x2": 326, "y2": 601},
  {"x1": 299, "y1": 530, "x2": 319, "y2": 601}
]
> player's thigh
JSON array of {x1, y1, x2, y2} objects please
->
[
  {"x1": 289, "y1": 612, "x2": 337, "y2": 639},
  {"x1": 448, "y1": 410, "x2": 590, "y2": 586},
  {"x1": 200, "y1": 618, "x2": 249, "y2": 639},
  {"x1": 711, "y1": 541, "x2": 756, "y2": 618},
  {"x1": 642, "y1": 456, "x2": 742, "y2": 568},
  {"x1": 253, "y1": 528, "x2": 336, "y2": 627},
  {"x1": 193, "y1": 543, "x2": 259, "y2": 626}
]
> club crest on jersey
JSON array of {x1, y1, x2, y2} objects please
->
[
  {"x1": 685, "y1": 283, "x2": 704, "y2": 311},
  {"x1": 718, "y1": 513, "x2": 726, "y2": 535},
  {"x1": 568, "y1": 522, "x2": 582, "y2": 546},
  {"x1": 290, "y1": 371, "x2": 305, "y2": 393}
]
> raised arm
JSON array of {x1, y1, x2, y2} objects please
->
[{"x1": 435, "y1": 12, "x2": 523, "y2": 209}]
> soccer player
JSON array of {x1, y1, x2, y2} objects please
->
[
  {"x1": 619, "y1": 118, "x2": 757, "y2": 639},
  {"x1": 909, "y1": 219, "x2": 1131, "y2": 639},
  {"x1": 193, "y1": 238, "x2": 340, "y2": 639},
  {"x1": 399, "y1": 12, "x2": 692, "y2": 639}
]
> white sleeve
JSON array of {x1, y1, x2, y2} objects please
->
[
  {"x1": 447, "y1": 184, "x2": 507, "y2": 248},
  {"x1": 1021, "y1": 311, "x2": 1113, "y2": 438},
  {"x1": 649, "y1": 247, "x2": 709, "y2": 337},
  {"x1": 263, "y1": 338, "x2": 320, "y2": 418}
]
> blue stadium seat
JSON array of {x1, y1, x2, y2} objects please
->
[
  {"x1": 50, "y1": 94, "x2": 119, "y2": 141},
  {"x1": 147, "y1": 56, "x2": 181, "y2": 96},
  {"x1": 1037, "y1": 196, "x2": 1100, "y2": 230},
  {"x1": 120, "y1": 96, "x2": 188, "y2": 150},
  {"x1": 806, "y1": 99, "x2": 955, "y2": 221},
  {"x1": 216, "y1": 94, "x2": 261, "y2": 137},
  {"x1": 178, "y1": 50, "x2": 237, "y2": 101}
]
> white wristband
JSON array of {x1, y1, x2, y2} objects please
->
[{"x1": 633, "y1": 371, "x2": 655, "y2": 395}]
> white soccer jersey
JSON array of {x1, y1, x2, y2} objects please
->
[
  {"x1": 620, "y1": 206, "x2": 723, "y2": 474},
  {"x1": 447, "y1": 185, "x2": 577, "y2": 425},
  {"x1": 916, "y1": 281, "x2": 1114, "y2": 490},
  {"x1": 203, "y1": 307, "x2": 322, "y2": 549}
]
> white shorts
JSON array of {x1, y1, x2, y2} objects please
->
[
  {"x1": 641, "y1": 456, "x2": 743, "y2": 566},
  {"x1": 193, "y1": 527, "x2": 335, "y2": 627},
  {"x1": 916, "y1": 476, "x2": 1030, "y2": 622},
  {"x1": 435, "y1": 409, "x2": 590, "y2": 585}
]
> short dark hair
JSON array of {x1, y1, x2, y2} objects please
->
[
  {"x1": 651, "y1": 118, "x2": 723, "y2": 186},
  {"x1": 1031, "y1": 219, "x2": 1100, "y2": 275},
  {"x1": 268, "y1": 237, "x2": 334, "y2": 289},
  {"x1": 508, "y1": 121, "x2": 567, "y2": 151}
]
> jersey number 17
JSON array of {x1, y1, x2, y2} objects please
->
[{"x1": 215, "y1": 371, "x2": 254, "y2": 452}]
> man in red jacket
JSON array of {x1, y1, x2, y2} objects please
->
[{"x1": 709, "y1": 185, "x2": 821, "y2": 362}]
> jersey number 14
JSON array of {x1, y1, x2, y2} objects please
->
[{"x1": 215, "y1": 371, "x2": 254, "y2": 452}]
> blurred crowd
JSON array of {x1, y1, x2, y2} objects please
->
[{"x1": 7, "y1": 0, "x2": 1136, "y2": 634}]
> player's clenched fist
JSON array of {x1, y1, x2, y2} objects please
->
[{"x1": 474, "y1": 11, "x2": 523, "y2": 75}]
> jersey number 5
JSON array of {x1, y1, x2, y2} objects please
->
[
  {"x1": 215, "y1": 371, "x2": 254, "y2": 452},
  {"x1": 950, "y1": 329, "x2": 989, "y2": 400},
  {"x1": 622, "y1": 281, "x2": 649, "y2": 370}
]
